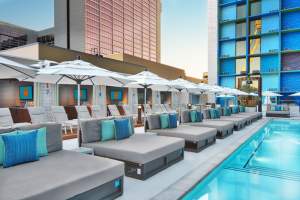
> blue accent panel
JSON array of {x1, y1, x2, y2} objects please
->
[
  {"x1": 282, "y1": 32, "x2": 300, "y2": 50},
  {"x1": 220, "y1": 77, "x2": 235, "y2": 88},
  {"x1": 262, "y1": 15, "x2": 279, "y2": 33},
  {"x1": 221, "y1": 5, "x2": 236, "y2": 21},
  {"x1": 282, "y1": 0, "x2": 300, "y2": 9},
  {"x1": 220, "y1": 0, "x2": 236, "y2": 4},
  {"x1": 282, "y1": 11, "x2": 300, "y2": 30},
  {"x1": 169, "y1": 114, "x2": 177, "y2": 128},
  {"x1": 220, "y1": 59, "x2": 235, "y2": 74},
  {"x1": 220, "y1": 23, "x2": 236, "y2": 40},
  {"x1": 261, "y1": 55, "x2": 279, "y2": 73},
  {"x1": 261, "y1": 35, "x2": 279, "y2": 53},
  {"x1": 262, "y1": 75, "x2": 279, "y2": 92},
  {"x1": 262, "y1": 0, "x2": 279, "y2": 14},
  {"x1": 220, "y1": 41, "x2": 235, "y2": 57},
  {"x1": 281, "y1": 73, "x2": 300, "y2": 92}
]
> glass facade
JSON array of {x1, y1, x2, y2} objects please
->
[
  {"x1": 218, "y1": 0, "x2": 300, "y2": 97},
  {"x1": 85, "y1": 0, "x2": 160, "y2": 62}
]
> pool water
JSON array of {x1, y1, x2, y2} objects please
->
[{"x1": 182, "y1": 120, "x2": 300, "y2": 200}]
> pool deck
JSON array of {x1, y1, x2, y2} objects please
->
[{"x1": 63, "y1": 118, "x2": 270, "y2": 200}]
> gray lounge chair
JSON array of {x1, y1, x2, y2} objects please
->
[
  {"x1": 121, "y1": 104, "x2": 138, "y2": 124},
  {"x1": 152, "y1": 104, "x2": 165, "y2": 113},
  {"x1": 203, "y1": 108, "x2": 248, "y2": 131},
  {"x1": 51, "y1": 106, "x2": 78, "y2": 134},
  {"x1": 181, "y1": 110, "x2": 234, "y2": 139},
  {"x1": 146, "y1": 114, "x2": 217, "y2": 152},
  {"x1": 164, "y1": 104, "x2": 177, "y2": 113},
  {"x1": 108, "y1": 104, "x2": 121, "y2": 117},
  {"x1": 79, "y1": 116, "x2": 185, "y2": 180},
  {"x1": 27, "y1": 107, "x2": 50, "y2": 124},
  {"x1": 143, "y1": 104, "x2": 152, "y2": 114},
  {"x1": 0, "y1": 108, "x2": 30, "y2": 129},
  {"x1": 75, "y1": 106, "x2": 92, "y2": 120},
  {"x1": 90, "y1": 105, "x2": 107, "y2": 118},
  {"x1": 0, "y1": 123, "x2": 124, "y2": 200}
]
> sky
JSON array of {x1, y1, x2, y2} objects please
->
[{"x1": 0, "y1": 0, "x2": 208, "y2": 79}]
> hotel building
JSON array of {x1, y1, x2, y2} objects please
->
[
  {"x1": 209, "y1": 0, "x2": 300, "y2": 101},
  {"x1": 54, "y1": 0, "x2": 161, "y2": 62}
]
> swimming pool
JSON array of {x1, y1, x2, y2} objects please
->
[{"x1": 182, "y1": 120, "x2": 300, "y2": 200}]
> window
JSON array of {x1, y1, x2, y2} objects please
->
[
  {"x1": 237, "y1": 4, "x2": 246, "y2": 19},
  {"x1": 250, "y1": 38, "x2": 261, "y2": 54},
  {"x1": 236, "y1": 58, "x2": 246, "y2": 74},
  {"x1": 250, "y1": 1, "x2": 261, "y2": 16},
  {"x1": 236, "y1": 22, "x2": 246, "y2": 38},
  {"x1": 236, "y1": 40, "x2": 246, "y2": 56},
  {"x1": 250, "y1": 20, "x2": 262, "y2": 35},
  {"x1": 250, "y1": 57, "x2": 261, "y2": 73}
]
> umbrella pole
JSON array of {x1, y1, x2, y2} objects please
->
[
  {"x1": 144, "y1": 86, "x2": 147, "y2": 132},
  {"x1": 77, "y1": 84, "x2": 81, "y2": 106}
]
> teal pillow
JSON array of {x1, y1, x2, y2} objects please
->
[
  {"x1": 190, "y1": 110, "x2": 197, "y2": 122},
  {"x1": 0, "y1": 131, "x2": 18, "y2": 166},
  {"x1": 160, "y1": 114, "x2": 170, "y2": 129},
  {"x1": 128, "y1": 119, "x2": 133, "y2": 135},
  {"x1": 18, "y1": 127, "x2": 48, "y2": 157},
  {"x1": 209, "y1": 109, "x2": 215, "y2": 119},
  {"x1": 114, "y1": 119, "x2": 131, "y2": 140},
  {"x1": 101, "y1": 120, "x2": 115, "y2": 141},
  {"x1": 214, "y1": 109, "x2": 220, "y2": 118}
]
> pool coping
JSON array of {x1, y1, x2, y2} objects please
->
[{"x1": 151, "y1": 118, "x2": 271, "y2": 200}]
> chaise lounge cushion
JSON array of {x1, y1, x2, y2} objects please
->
[
  {"x1": 184, "y1": 120, "x2": 234, "y2": 133},
  {"x1": 147, "y1": 114, "x2": 161, "y2": 130},
  {"x1": 0, "y1": 150, "x2": 124, "y2": 200},
  {"x1": 152, "y1": 125, "x2": 217, "y2": 142},
  {"x1": 82, "y1": 134, "x2": 184, "y2": 164}
]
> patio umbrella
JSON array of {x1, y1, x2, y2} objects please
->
[
  {"x1": 262, "y1": 91, "x2": 282, "y2": 105},
  {"x1": 125, "y1": 69, "x2": 173, "y2": 126},
  {"x1": 24, "y1": 59, "x2": 130, "y2": 106},
  {"x1": 289, "y1": 92, "x2": 300, "y2": 97},
  {"x1": 249, "y1": 92, "x2": 258, "y2": 97},
  {"x1": 0, "y1": 56, "x2": 36, "y2": 79},
  {"x1": 31, "y1": 60, "x2": 58, "y2": 69}
]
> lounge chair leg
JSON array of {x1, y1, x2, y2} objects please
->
[{"x1": 70, "y1": 125, "x2": 73, "y2": 134}]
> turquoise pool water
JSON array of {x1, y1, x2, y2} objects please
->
[{"x1": 183, "y1": 120, "x2": 300, "y2": 200}]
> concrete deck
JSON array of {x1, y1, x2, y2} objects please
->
[{"x1": 63, "y1": 118, "x2": 269, "y2": 200}]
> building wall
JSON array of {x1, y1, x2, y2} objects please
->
[
  {"x1": 55, "y1": 0, "x2": 161, "y2": 62},
  {"x1": 217, "y1": 0, "x2": 300, "y2": 99}
]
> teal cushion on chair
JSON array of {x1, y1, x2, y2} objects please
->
[
  {"x1": 196, "y1": 111, "x2": 203, "y2": 122},
  {"x1": 214, "y1": 109, "x2": 220, "y2": 118},
  {"x1": 209, "y1": 109, "x2": 215, "y2": 119},
  {"x1": 160, "y1": 114, "x2": 170, "y2": 129},
  {"x1": 190, "y1": 110, "x2": 197, "y2": 122},
  {"x1": 18, "y1": 127, "x2": 48, "y2": 157},
  {"x1": 2, "y1": 131, "x2": 39, "y2": 168},
  {"x1": 101, "y1": 120, "x2": 115, "y2": 141},
  {"x1": 0, "y1": 131, "x2": 17, "y2": 166}
]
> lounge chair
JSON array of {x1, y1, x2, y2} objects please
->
[
  {"x1": 146, "y1": 114, "x2": 217, "y2": 152},
  {"x1": 181, "y1": 110, "x2": 234, "y2": 139},
  {"x1": 230, "y1": 106, "x2": 262, "y2": 122},
  {"x1": 203, "y1": 108, "x2": 248, "y2": 131},
  {"x1": 75, "y1": 106, "x2": 92, "y2": 120},
  {"x1": 164, "y1": 104, "x2": 177, "y2": 113},
  {"x1": 152, "y1": 104, "x2": 165, "y2": 113},
  {"x1": 27, "y1": 107, "x2": 50, "y2": 124},
  {"x1": 108, "y1": 104, "x2": 121, "y2": 117},
  {"x1": 121, "y1": 104, "x2": 138, "y2": 124},
  {"x1": 266, "y1": 105, "x2": 290, "y2": 118},
  {"x1": 0, "y1": 123, "x2": 124, "y2": 200},
  {"x1": 79, "y1": 116, "x2": 185, "y2": 180},
  {"x1": 50, "y1": 106, "x2": 78, "y2": 134},
  {"x1": 0, "y1": 108, "x2": 30, "y2": 129},
  {"x1": 90, "y1": 105, "x2": 107, "y2": 118}
]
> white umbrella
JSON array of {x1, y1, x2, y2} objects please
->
[
  {"x1": 249, "y1": 92, "x2": 258, "y2": 97},
  {"x1": 289, "y1": 92, "x2": 300, "y2": 97},
  {"x1": 0, "y1": 56, "x2": 36, "y2": 79},
  {"x1": 125, "y1": 70, "x2": 173, "y2": 126},
  {"x1": 262, "y1": 91, "x2": 282, "y2": 97},
  {"x1": 31, "y1": 60, "x2": 58, "y2": 69},
  {"x1": 170, "y1": 78, "x2": 201, "y2": 93},
  {"x1": 24, "y1": 60, "x2": 130, "y2": 105}
]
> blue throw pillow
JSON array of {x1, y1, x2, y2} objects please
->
[
  {"x1": 169, "y1": 114, "x2": 177, "y2": 128},
  {"x1": 0, "y1": 131, "x2": 18, "y2": 166},
  {"x1": 209, "y1": 109, "x2": 215, "y2": 119},
  {"x1": 214, "y1": 109, "x2": 220, "y2": 118},
  {"x1": 114, "y1": 119, "x2": 131, "y2": 140},
  {"x1": 18, "y1": 127, "x2": 48, "y2": 157},
  {"x1": 196, "y1": 111, "x2": 203, "y2": 122},
  {"x1": 2, "y1": 131, "x2": 39, "y2": 168}
]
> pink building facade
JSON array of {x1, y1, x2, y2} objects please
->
[{"x1": 84, "y1": 0, "x2": 161, "y2": 62}]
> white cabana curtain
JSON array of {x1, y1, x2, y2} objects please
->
[
  {"x1": 180, "y1": 91, "x2": 189, "y2": 106},
  {"x1": 35, "y1": 83, "x2": 59, "y2": 108},
  {"x1": 93, "y1": 85, "x2": 107, "y2": 115},
  {"x1": 171, "y1": 91, "x2": 180, "y2": 108},
  {"x1": 152, "y1": 90, "x2": 161, "y2": 105},
  {"x1": 128, "y1": 88, "x2": 138, "y2": 113}
]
